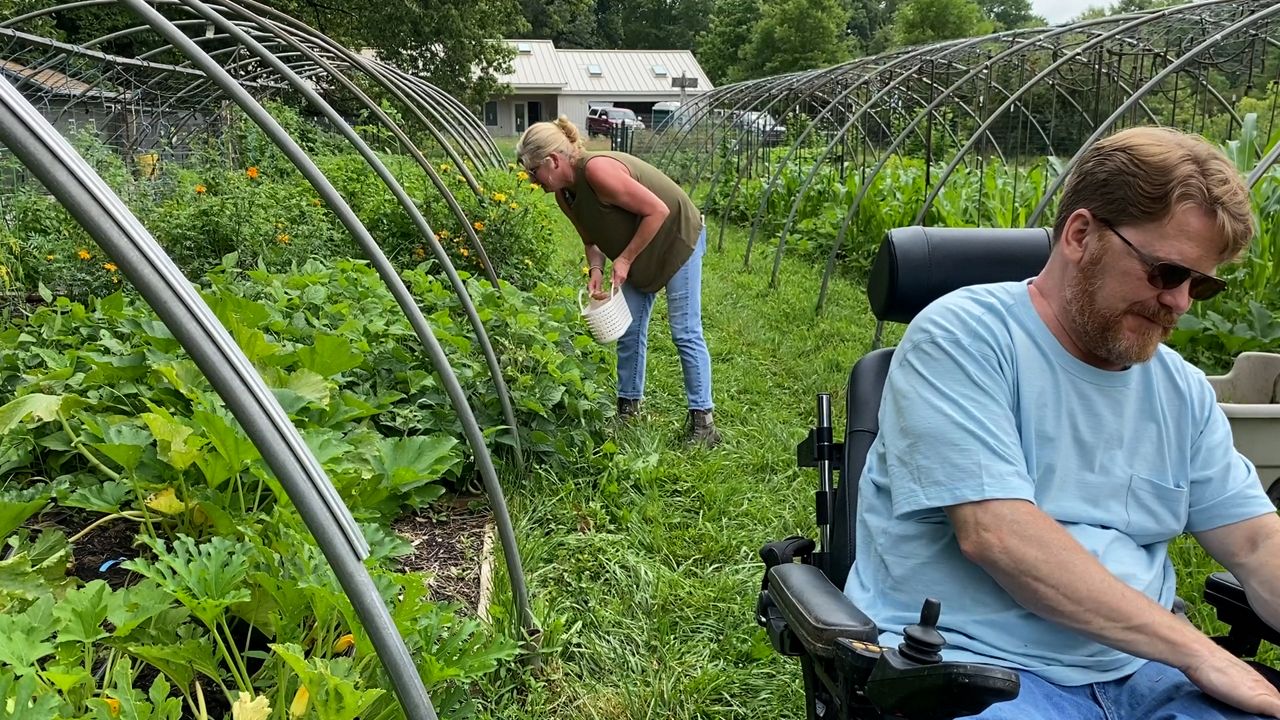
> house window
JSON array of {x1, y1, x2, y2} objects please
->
[
  {"x1": 651, "y1": 64, "x2": 668, "y2": 77},
  {"x1": 516, "y1": 42, "x2": 533, "y2": 53},
  {"x1": 587, "y1": 64, "x2": 603, "y2": 76},
  {"x1": 483, "y1": 101, "x2": 498, "y2": 126}
]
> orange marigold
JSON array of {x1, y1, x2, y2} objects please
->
[
  {"x1": 276, "y1": 233, "x2": 291, "y2": 245},
  {"x1": 472, "y1": 221, "x2": 485, "y2": 231},
  {"x1": 245, "y1": 166, "x2": 260, "y2": 179},
  {"x1": 102, "y1": 262, "x2": 118, "y2": 272},
  {"x1": 77, "y1": 249, "x2": 92, "y2": 261},
  {"x1": 194, "y1": 184, "x2": 207, "y2": 194}
]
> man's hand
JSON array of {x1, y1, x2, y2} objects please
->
[
  {"x1": 611, "y1": 256, "x2": 632, "y2": 290},
  {"x1": 1182, "y1": 649, "x2": 1280, "y2": 717},
  {"x1": 588, "y1": 268, "x2": 605, "y2": 300}
]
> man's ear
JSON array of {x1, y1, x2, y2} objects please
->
[{"x1": 1058, "y1": 208, "x2": 1096, "y2": 263}]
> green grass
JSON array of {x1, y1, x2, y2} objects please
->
[{"x1": 478, "y1": 218, "x2": 1270, "y2": 719}]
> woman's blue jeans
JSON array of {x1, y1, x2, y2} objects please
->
[
  {"x1": 965, "y1": 660, "x2": 1270, "y2": 719},
  {"x1": 616, "y1": 226, "x2": 713, "y2": 411}
]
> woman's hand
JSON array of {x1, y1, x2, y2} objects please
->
[
  {"x1": 611, "y1": 256, "x2": 632, "y2": 291},
  {"x1": 588, "y1": 267, "x2": 606, "y2": 299}
]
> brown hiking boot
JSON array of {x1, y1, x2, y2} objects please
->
[
  {"x1": 617, "y1": 397, "x2": 641, "y2": 422},
  {"x1": 685, "y1": 409, "x2": 722, "y2": 448}
]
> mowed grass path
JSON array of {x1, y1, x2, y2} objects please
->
[{"x1": 478, "y1": 215, "x2": 1249, "y2": 719}]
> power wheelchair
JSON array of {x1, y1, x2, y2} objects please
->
[{"x1": 756, "y1": 226, "x2": 1280, "y2": 720}]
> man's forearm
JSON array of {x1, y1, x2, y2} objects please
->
[{"x1": 951, "y1": 500, "x2": 1223, "y2": 670}]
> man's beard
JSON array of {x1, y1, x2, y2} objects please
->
[{"x1": 1062, "y1": 244, "x2": 1179, "y2": 367}]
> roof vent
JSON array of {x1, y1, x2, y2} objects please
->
[
  {"x1": 651, "y1": 64, "x2": 668, "y2": 77},
  {"x1": 587, "y1": 64, "x2": 603, "y2": 76},
  {"x1": 516, "y1": 42, "x2": 533, "y2": 53}
]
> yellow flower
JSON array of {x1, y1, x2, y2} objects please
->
[
  {"x1": 581, "y1": 265, "x2": 590, "y2": 275},
  {"x1": 333, "y1": 633, "x2": 356, "y2": 654},
  {"x1": 438, "y1": 230, "x2": 450, "y2": 239},
  {"x1": 104, "y1": 697, "x2": 120, "y2": 717},
  {"x1": 525, "y1": 259, "x2": 533, "y2": 267},
  {"x1": 473, "y1": 221, "x2": 485, "y2": 231},
  {"x1": 413, "y1": 246, "x2": 426, "y2": 260},
  {"x1": 77, "y1": 249, "x2": 92, "y2": 261},
  {"x1": 102, "y1": 262, "x2": 118, "y2": 273},
  {"x1": 528, "y1": 183, "x2": 540, "y2": 191},
  {"x1": 45, "y1": 254, "x2": 55, "y2": 261},
  {"x1": 289, "y1": 686, "x2": 310, "y2": 718},
  {"x1": 194, "y1": 184, "x2": 207, "y2": 194},
  {"x1": 507, "y1": 162, "x2": 517, "y2": 169},
  {"x1": 276, "y1": 233, "x2": 291, "y2": 245},
  {"x1": 490, "y1": 192, "x2": 507, "y2": 203},
  {"x1": 231, "y1": 692, "x2": 271, "y2": 720},
  {"x1": 311, "y1": 197, "x2": 322, "y2": 206},
  {"x1": 509, "y1": 203, "x2": 519, "y2": 210},
  {"x1": 245, "y1": 166, "x2": 260, "y2": 180},
  {"x1": 461, "y1": 248, "x2": 470, "y2": 257},
  {"x1": 439, "y1": 163, "x2": 451, "y2": 172},
  {"x1": 517, "y1": 171, "x2": 529, "y2": 181}
]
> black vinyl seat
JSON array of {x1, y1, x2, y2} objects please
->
[{"x1": 756, "y1": 226, "x2": 1279, "y2": 720}]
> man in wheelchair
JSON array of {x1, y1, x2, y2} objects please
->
[{"x1": 759, "y1": 126, "x2": 1280, "y2": 720}]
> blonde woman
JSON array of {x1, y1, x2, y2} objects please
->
[{"x1": 516, "y1": 115, "x2": 719, "y2": 447}]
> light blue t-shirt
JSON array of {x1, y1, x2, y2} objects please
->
[{"x1": 844, "y1": 281, "x2": 1274, "y2": 686}]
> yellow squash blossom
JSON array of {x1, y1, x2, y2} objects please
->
[
  {"x1": 333, "y1": 633, "x2": 356, "y2": 653},
  {"x1": 245, "y1": 166, "x2": 260, "y2": 180},
  {"x1": 289, "y1": 686, "x2": 310, "y2": 718}
]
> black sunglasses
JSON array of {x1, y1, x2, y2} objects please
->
[{"x1": 1097, "y1": 219, "x2": 1227, "y2": 301}]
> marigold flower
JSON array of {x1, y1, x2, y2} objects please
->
[
  {"x1": 194, "y1": 184, "x2": 207, "y2": 194},
  {"x1": 528, "y1": 183, "x2": 540, "y2": 191},
  {"x1": 509, "y1": 203, "x2": 519, "y2": 210},
  {"x1": 461, "y1": 248, "x2": 470, "y2": 257},
  {"x1": 413, "y1": 246, "x2": 426, "y2": 260},
  {"x1": 245, "y1": 166, "x2": 260, "y2": 179},
  {"x1": 276, "y1": 233, "x2": 291, "y2": 244},
  {"x1": 439, "y1": 163, "x2": 451, "y2": 172},
  {"x1": 491, "y1": 192, "x2": 507, "y2": 203},
  {"x1": 77, "y1": 249, "x2": 92, "y2": 261},
  {"x1": 438, "y1": 230, "x2": 450, "y2": 239},
  {"x1": 517, "y1": 171, "x2": 529, "y2": 181},
  {"x1": 473, "y1": 221, "x2": 485, "y2": 231},
  {"x1": 103, "y1": 262, "x2": 118, "y2": 272},
  {"x1": 45, "y1": 254, "x2": 55, "y2": 261}
]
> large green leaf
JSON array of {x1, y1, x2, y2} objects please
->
[
  {"x1": 296, "y1": 334, "x2": 363, "y2": 378},
  {"x1": 0, "y1": 395, "x2": 64, "y2": 435},
  {"x1": 0, "y1": 596, "x2": 56, "y2": 670},
  {"x1": 0, "y1": 487, "x2": 49, "y2": 540},
  {"x1": 372, "y1": 436, "x2": 459, "y2": 493},
  {"x1": 54, "y1": 579, "x2": 112, "y2": 644}
]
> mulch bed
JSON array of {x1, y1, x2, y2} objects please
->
[{"x1": 392, "y1": 496, "x2": 493, "y2": 616}]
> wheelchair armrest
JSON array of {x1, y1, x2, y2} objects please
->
[
  {"x1": 767, "y1": 563, "x2": 879, "y2": 658},
  {"x1": 1205, "y1": 571, "x2": 1280, "y2": 656}
]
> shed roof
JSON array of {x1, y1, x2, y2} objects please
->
[{"x1": 496, "y1": 40, "x2": 711, "y2": 96}]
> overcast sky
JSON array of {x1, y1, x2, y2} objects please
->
[{"x1": 1032, "y1": 0, "x2": 1104, "y2": 24}]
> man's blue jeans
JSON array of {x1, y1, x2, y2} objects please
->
[
  {"x1": 616, "y1": 225, "x2": 713, "y2": 410},
  {"x1": 966, "y1": 660, "x2": 1268, "y2": 719}
]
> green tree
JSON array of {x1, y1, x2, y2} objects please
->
[
  {"x1": 892, "y1": 0, "x2": 992, "y2": 46},
  {"x1": 616, "y1": 0, "x2": 715, "y2": 50},
  {"x1": 520, "y1": 0, "x2": 604, "y2": 47},
  {"x1": 977, "y1": 0, "x2": 1044, "y2": 30},
  {"x1": 741, "y1": 0, "x2": 852, "y2": 78},
  {"x1": 697, "y1": 0, "x2": 764, "y2": 83}
]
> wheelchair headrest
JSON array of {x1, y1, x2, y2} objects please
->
[{"x1": 867, "y1": 226, "x2": 1053, "y2": 324}]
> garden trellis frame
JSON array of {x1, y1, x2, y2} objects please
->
[
  {"x1": 637, "y1": 0, "x2": 1280, "y2": 313},
  {"x1": 0, "y1": 1, "x2": 551, "y2": 716}
]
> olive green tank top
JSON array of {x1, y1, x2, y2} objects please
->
[{"x1": 564, "y1": 151, "x2": 701, "y2": 293}]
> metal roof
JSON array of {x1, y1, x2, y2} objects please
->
[{"x1": 497, "y1": 40, "x2": 712, "y2": 95}]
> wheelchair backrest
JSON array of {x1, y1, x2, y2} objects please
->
[{"x1": 825, "y1": 226, "x2": 1052, "y2": 589}]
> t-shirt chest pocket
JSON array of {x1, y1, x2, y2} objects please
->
[
  {"x1": 1123, "y1": 473, "x2": 1189, "y2": 546},
  {"x1": 1038, "y1": 473, "x2": 1188, "y2": 546}
]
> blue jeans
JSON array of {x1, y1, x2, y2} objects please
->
[
  {"x1": 617, "y1": 226, "x2": 713, "y2": 410},
  {"x1": 966, "y1": 660, "x2": 1268, "y2": 719}
]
